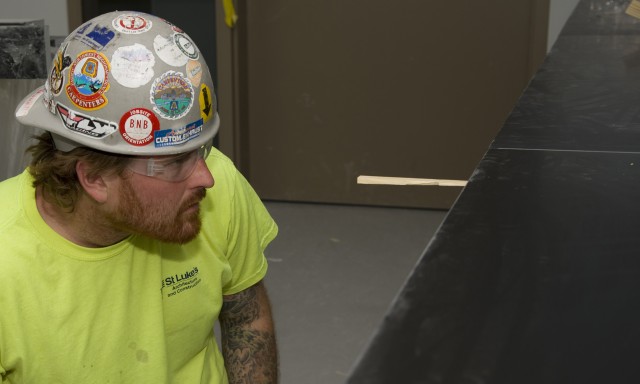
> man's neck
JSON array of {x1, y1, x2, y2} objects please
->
[{"x1": 35, "y1": 187, "x2": 130, "y2": 248}]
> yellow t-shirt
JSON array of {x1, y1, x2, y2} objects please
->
[{"x1": 0, "y1": 148, "x2": 278, "y2": 384}]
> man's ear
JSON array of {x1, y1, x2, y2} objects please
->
[{"x1": 76, "y1": 160, "x2": 110, "y2": 203}]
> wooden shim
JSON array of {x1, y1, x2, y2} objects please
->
[
  {"x1": 627, "y1": 0, "x2": 640, "y2": 19},
  {"x1": 357, "y1": 175, "x2": 467, "y2": 187}
]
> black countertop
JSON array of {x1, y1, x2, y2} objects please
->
[{"x1": 347, "y1": 1, "x2": 640, "y2": 383}]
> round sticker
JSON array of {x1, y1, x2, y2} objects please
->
[
  {"x1": 119, "y1": 108, "x2": 160, "y2": 146},
  {"x1": 111, "y1": 43, "x2": 156, "y2": 88},
  {"x1": 150, "y1": 71, "x2": 194, "y2": 120},
  {"x1": 113, "y1": 14, "x2": 152, "y2": 34},
  {"x1": 174, "y1": 33, "x2": 198, "y2": 60},
  {"x1": 153, "y1": 34, "x2": 189, "y2": 67},
  {"x1": 65, "y1": 51, "x2": 110, "y2": 111}
]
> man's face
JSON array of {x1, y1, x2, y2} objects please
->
[{"x1": 104, "y1": 158, "x2": 214, "y2": 244}]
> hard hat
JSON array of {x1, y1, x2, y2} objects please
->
[{"x1": 15, "y1": 11, "x2": 219, "y2": 155}]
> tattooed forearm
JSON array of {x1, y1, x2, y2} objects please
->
[
  {"x1": 220, "y1": 283, "x2": 278, "y2": 384},
  {"x1": 221, "y1": 327, "x2": 278, "y2": 383}
]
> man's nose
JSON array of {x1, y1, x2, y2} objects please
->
[{"x1": 191, "y1": 158, "x2": 214, "y2": 188}]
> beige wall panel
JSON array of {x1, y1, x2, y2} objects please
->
[{"x1": 232, "y1": 0, "x2": 548, "y2": 208}]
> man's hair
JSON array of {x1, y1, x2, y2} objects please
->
[{"x1": 27, "y1": 132, "x2": 130, "y2": 211}]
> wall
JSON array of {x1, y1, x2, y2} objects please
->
[
  {"x1": 4, "y1": 0, "x2": 70, "y2": 36},
  {"x1": 548, "y1": 0, "x2": 581, "y2": 51},
  {"x1": 4, "y1": 0, "x2": 581, "y2": 54}
]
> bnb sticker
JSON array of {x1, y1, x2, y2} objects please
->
[{"x1": 119, "y1": 108, "x2": 160, "y2": 146}]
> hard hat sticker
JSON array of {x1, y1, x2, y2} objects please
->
[
  {"x1": 153, "y1": 34, "x2": 189, "y2": 67},
  {"x1": 150, "y1": 71, "x2": 194, "y2": 120},
  {"x1": 16, "y1": 88, "x2": 44, "y2": 117},
  {"x1": 199, "y1": 84, "x2": 214, "y2": 122},
  {"x1": 111, "y1": 43, "x2": 156, "y2": 88},
  {"x1": 49, "y1": 42, "x2": 72, "y2": 96},
  {"x1": 43, "y1": 81, "x2": 55, "y2": 114},
  {"x1": 65, "y1": 50, "x2": 110, "y2": 111},
  {"x1": 119, "y1": 108, "x2": 160, "y2": 146},
  {"x1": 73, "y1": 22, "x2": 116, "y2": 51},
  {"x1": 154, "y1": 118, "x2": 203, "y2": 147},
  {"x1": 113, "y1": 14, "x2": 153, "y2": 34},
  {"x1": 186, "y1": 59, "x2": 202, "y2": 87},
  {"x1": 56, "y1": 103, "x2": 118, "y2": 138},
  {"x1": 174, "y1": 33, "x2": 199, "y2": 60}
]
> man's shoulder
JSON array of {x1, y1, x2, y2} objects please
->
[
  {"x1": 0, "y1": 171, "x2": 28, "y2": 230},
  {"x1": 206, "y1": 147, "x2": 237, "y2": 172},
  {"x1": 205, "y1": 147, "x2": 243, "y2": 190}
]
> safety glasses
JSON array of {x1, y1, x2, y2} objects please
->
[{"x1": 126, "y1": 141, "x2": 213, "y2": 182}]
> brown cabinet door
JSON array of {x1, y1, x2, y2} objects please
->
[{"x1": 217, "y1": 0, "x2": 549, "y2": 209}]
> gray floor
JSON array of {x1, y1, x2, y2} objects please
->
[{"x1": 263, "y1": 202, "x2": 448, "y2": 384}]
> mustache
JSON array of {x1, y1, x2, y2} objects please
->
[{"x1": 184, "y1": 188, "x2": 207, "y2": 207}]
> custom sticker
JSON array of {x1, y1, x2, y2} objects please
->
[
  {"x1": 49, "y1": 43, "x2": 72, "y2": 95},
  {"x1": 199, "y1": 84, "x2": 214, "y2": 122},
  {"x1": 65, "y1": 50, "x2": 111, "y2": 111},
  {"x1": 75, "y1": 23, "x2": 116, "y2": 50},
  {"x1": 111, "y1": 43, "x2": 155, "y2": 88},
  {"x1": 154, "y1": 118, "x2": 203, "y2": 147},
  {"x1": 174, "y1": 33, "x2": 199, "y2": 60},
  {"x1": 150, "y1": 71, "x2": 194, "y2": 120},
  {"x1": 112, "y1": 14, "x2": 152, "y2": 34},
  {"x1": 56, "y1": 103, "x2": 117, "y2": 138},
  {"x1": 119, "y1": 108, "x2": 160, "y2": 146},
  {"x1": 16, "y1": 88, "x2": 44, "y2": 117},
  {"x1": 153, "y1": 34, "x2": 189, "y2": 67},
  {"x1": 186, "y1": 59, "x2": 202, "y2": 87}
]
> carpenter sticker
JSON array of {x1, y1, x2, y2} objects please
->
[
  {"x1": 199, "y1": 84, "x2": 214, "y2": 122},
  {"x1": 56, "y1": 103, "x2": 118, "y2": 138},
  {"x1": 153, "y1": 34, "x2": 189, "y2": 67},
  {"x1": 112, "y1": 14, "x2": 152, "y2": 34},
  {"x1": 111, "y1": 43, "x2": 155, "y2": 88},
  {"x1": 75, "y1": 23, "x2": 116, "y2": 50},
  {"x1": 186, "y1": 59, "x2": 202, "y2": 87},
  {"x1": 154, "y1": 118, "x2": 203, "y2": 147},
  {"x1": 174, "y1": 33, "x2": 199, "y2": 60},
  {"x1": 49, "y1": 43, "x2": 72, "y2": 95},
  {"x1": 150, "y1": 71, "x2": 194, "y2": 120},
  {"x1": 65, "y1": 50, "x2": 111, "y2": 111},
  {"x1": 119, "y1": 108, "x2": 160, "y2": 146}
]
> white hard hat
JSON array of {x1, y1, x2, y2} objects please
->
[{"x1": 15, "y1": 11, "x2": 219, "y2": 155}]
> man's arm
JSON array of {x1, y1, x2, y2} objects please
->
[{"x1": 219, "y1": 281, "x2": 278, "y2": 384}]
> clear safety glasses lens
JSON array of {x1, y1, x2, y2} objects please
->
[{"x1": 127, "y1": 141, "x2": 213, "y2": 182}]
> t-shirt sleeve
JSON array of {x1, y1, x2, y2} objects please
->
[{"x1": 220, "y1": 164, "x2": 278, "y2": 295}]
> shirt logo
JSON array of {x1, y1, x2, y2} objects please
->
[{"x1": 161, "y1": 267, "x2": 201, "y2": 298}]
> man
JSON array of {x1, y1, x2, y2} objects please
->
[{"x1": 1, "y1": 11, "x2": 278, "y2": 384}]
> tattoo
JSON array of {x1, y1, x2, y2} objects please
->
[{"x1": 220, "y1": 283, "x2": 278, "y2": 383}]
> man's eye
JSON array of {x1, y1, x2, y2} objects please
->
[{"x1": 162, "y1": 154, "x2": 191, "y2": 167}]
